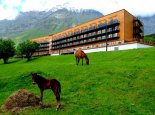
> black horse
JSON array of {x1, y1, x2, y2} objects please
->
[{"x1": 31, "y1": 73, "x2": 61, "y2": 110}]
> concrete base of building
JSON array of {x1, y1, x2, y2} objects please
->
[
  {"x1": 84, "y1": 43, "x2": 153, "y2": 53},
  {"x1": 50, "y1": 43, "x2": 153, "y2": 56}
]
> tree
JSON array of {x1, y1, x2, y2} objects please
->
[
  {"x1": 17, "y1": 40, "x2": 39, "y2": 61},
  {"x1": 0, "y1": 39, "x2": 15, "y2": 64}
]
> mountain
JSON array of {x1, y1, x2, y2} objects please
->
[
  {"x1": 0, "y1": 8, "x2": 103, "y2": 43},
  {"x1": 141, "y1": 15, "x2": 155, "y2": 35}
]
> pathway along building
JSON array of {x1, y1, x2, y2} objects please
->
[{"x1": 32, "y1": 9, "x2": 145, "y2": 56}]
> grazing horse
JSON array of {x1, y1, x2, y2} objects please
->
[
  {"x1": 74, "y1": 49, "x2": 89, "y2": 65},
  {"x1": 31, "y1": 73, "x2": 61, "y2": 110}
]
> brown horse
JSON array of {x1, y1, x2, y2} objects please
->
[
  {"x1": 74, "y1": 49, "x2": 89, "y2": 65},
  {"x1": 31, "y1": 73, "x2": 61, "y2": 110}
]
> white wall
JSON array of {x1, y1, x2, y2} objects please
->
[
  {"x1": 50, "y1": 43, "x2": 153, "y2": 55},
  {"x1": 84, "y1": 43, "x2": 153, "y2": 53}
]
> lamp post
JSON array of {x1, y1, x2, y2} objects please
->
[{"x1": 105, "y1": 25, "x2": 108, "y2": 52}]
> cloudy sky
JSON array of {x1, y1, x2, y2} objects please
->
[{"x1": 0, "y1": 0, "x2": 155, "y2": 20}]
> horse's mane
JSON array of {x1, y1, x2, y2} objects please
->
[{"x1": 36, "y1": 74, "x2": 48, "y2": 83}]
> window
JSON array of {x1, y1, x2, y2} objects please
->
[
  {"x1": 98, "y1": 30, "x2": 101, "y2": 34},
  {"x1": 108, "y1": 20, "x2": 113, "y2": 25},
  {"x1": 77, "y1": 36, "x2": 80, "y2": 39},
  {"x1": 84, "y1": 34, "x2": 87, "y2": 38},
  {"x1": 88, "y1": 33, "x2": 91, "y2": 36},
  {"x1": 92, "y1": 38, "x2": 96, "y2": 41},
  {"x1": 73, "y1": 37, "x2": 76, "y2": 40},
  {"x1": 102, "y1": 29, "x2": 106, "y2": 33},
  {"x1": 114, "y1": 26, "x2": 118, "y2": 31},
  {"x1": 102, "y1": 36, "x2": 106, "y2": 39},
  {"x1": 88, "y1": 39, "x2": 91, "y2": 42},
  {"x1": 68, "y1": 32, "x2": 72, "y2": 36},
  {"x1": 108, "y1": 28, "x2": 112, "y2": 32},
  {"x1": 98, "y1": 36, "x2": 101, "y2": 40},
  {"x1": 89, "y1": 26, "x2": 96, "y2": 30},
  {"x1": 113, "y1": 33, "x2": 118, "y2": 37},
  {"x1": 108, "y1": 34, "x2": 112, "y2": 38},
  {"x1": 98, "y1": 23, "x2": 106, "y2": 28},
  {"x1": 80, "y1": 40, "x2": 84, "y2": 44},
  {"x1": 113, "y1": 19, "x2": 119, "y2": 24},
  {"x1": 80, "y1": 35, "x2": 83, "y2": 39},
  {"x1": 92, "y1": 32, "x2": 96, "y2": 36}
]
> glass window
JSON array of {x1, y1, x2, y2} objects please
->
[
  {"x1": 102, "y1": 29, "x2": 106, "y2": 33},
  {"x1": 108, "y1": 28, "x2": 112, "y2": 32},
  {"x1": 98, "y1": 36, "x2": 101, "y2": 40},
  {"x1": 77, "y1": 36, "x2": 80, "y2": 39},
  {"x1": 102, "y1": 36, "x2": 106, "y2": 39},
  {"x1": 98, "y1": 30, "x2": 101, "y2": 34},
  {"x1": 88, "y1": 33, "x2": 91, "y2": 36},
  {"x1": 108, "y1": 34, "x2": 112, "y2": 38},
  {"x1": 92, "y1": 32, "x2": 96, "y2": 36},
  {"x1": 108, "y1": 20, "x2": 113, "y2": 25},
  {"x1": 113, "y1": 33, "x2": 118, "y2": 37},
  {"x1": 73, "y1": 37, "x2": 76, "y2": 40},
  {"x1": 88, "y1": 39, "x2": 91, "y2": 42},
  {"x1": 80, "y1": 35, "x2": 83, "y2": 38},
  {"x1": 114, "y1": 26, "x2": 118, "y2": 31},
  {"x1": 92, "y1": 38, "x2": 96, "y2": 41},
  {"x1": 113, "y1": 19, "x2": 119, "y2": 24},
  {"x1": 80, "y1": 40, "x2": 84, "y2": 43}
]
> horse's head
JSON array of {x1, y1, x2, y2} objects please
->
[
  {"x1": 85, "y1": 55, "x2": 89, "y2": 65},
  {"x1": 31, "y1": 73, "x2": 37, "y2": 85},
  {"x1": 86, "y1": 59, "x2": 89, "y2": 65}
]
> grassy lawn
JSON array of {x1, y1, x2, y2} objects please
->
[{"x1": 0, "y1": 48, "x2": 155, "y2": 114}]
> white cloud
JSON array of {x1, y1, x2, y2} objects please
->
[
  {"x1": 0, "y1": 4, "x2": 19, "y2": 20},
  {"x1": 0, "y1": 0, "x2": 155, "y2": 20}
]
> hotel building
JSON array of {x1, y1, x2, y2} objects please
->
[{"x1": 32, "y1": 9, "x2": 144, "y2": 56}]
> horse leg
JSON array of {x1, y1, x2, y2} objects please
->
[
  {"x1": 76, "y1": 57, "x2": 78, "y2": 65},
  {"x1": 53, "y1": 88, "x2": 60, "y2": 110},
  {"x1": 56, "y1": 92, "x2": 60, "y2": 111},
  {"x1": 51, "y1": 86, "x2": 61, "y2": 110},
  {"x1": 78, "y1": 58, "x2": 80, "y2": 65},
  {"x1": 40, "y1": 89, "x2": 44, "y2": 105},
  {"x1": 52, "y1": 86, "x2": 60, "y2": 110},
  {"x1": 82, "y1": 58, "x2": 83, "y2": 65}
]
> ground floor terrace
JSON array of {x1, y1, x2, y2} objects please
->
[{"x1": 33, "y1": 40, "x2": 153, "y2": 56}]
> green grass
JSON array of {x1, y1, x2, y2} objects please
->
[{"x1": 0, "y1": 48, "x2": 155, "y2": 114}]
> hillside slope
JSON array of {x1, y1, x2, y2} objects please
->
[
  {"x1": 144, "y1": 34, "x2": 155, "y2": 42},
  {"x1": 0, "y1": 48, "x2": 155, "y2": 114}
]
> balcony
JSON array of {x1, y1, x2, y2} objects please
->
[
  {"x1": 98, "y1": 23, "x2": 106, "y2": 28},
  {"x1": 51, "y1": 34, "x2": 119, "y2": 50},
  {"x1": 37, "y1": 48, "x2": 49, "y2": 51},
  {"x1": 107, "y1": 19, "x2": 119, "y2": 27},
  {"x1": 39, "y1": 41, "x2": 50, "y2": 45},
  {"x1": 134, "y1": 18, "x2": 143, "y2": 26}
]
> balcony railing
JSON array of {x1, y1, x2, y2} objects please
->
[
  {"x1": 52, "y1": 28, "x2": 119, "y2": 47},
  {"x1": 51, "y1": 35, "x2": 119, "y2": 50},
  {"x1": 52, "y1": 20, "x2": 120, "y2": 46}
]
